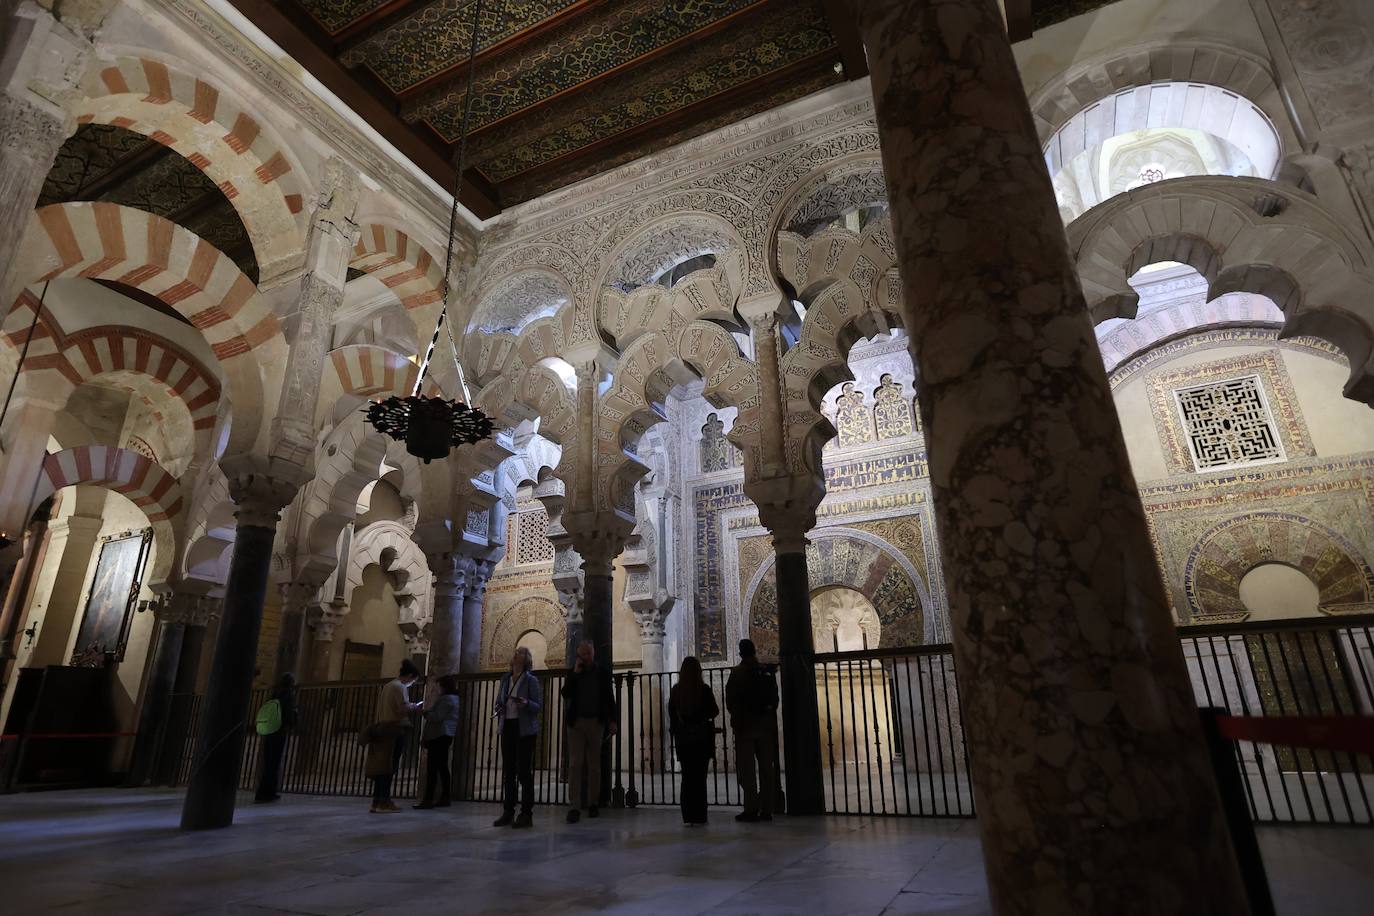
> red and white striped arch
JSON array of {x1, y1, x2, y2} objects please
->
[
  {"x1": 36, "y1": 446, "x2": 182, "y2": 581},
  {"x1": 351, "y1": 225, "x2": 445, "y2": 312},
  {"x1": 18, "y1": 203, "x2": 280, "y2": 457},
  {"x1": 76, "y1": 57, "x2": 307, "y2": 280},
  {"x1": 328, "y1": 344, "x2": 420, "y2": 399},
  {"x1": 2, "y1": 294, "x2": 221, "y2": 444}
]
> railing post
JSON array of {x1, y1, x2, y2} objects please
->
[
  {"x1": 610, "y1": 671, "x2": 625, "y2": 808},
  {"x1": 624, "y1": 669, "x2": 638, "y2": 808}
]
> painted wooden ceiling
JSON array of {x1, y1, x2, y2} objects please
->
[
  {"x1": 40, "y1": 123, "x2": 259, "y2": 285},
  {"x1": 234, "y1": 0, "x2": 1111, "y2": 216}
]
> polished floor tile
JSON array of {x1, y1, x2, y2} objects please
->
[{"x1": 0, "y1": 789, "x2": 1370, "y2": 915}]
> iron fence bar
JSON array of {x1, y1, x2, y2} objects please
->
[
  {"x1": 625, "y1": 671, "x2": 638, "y2": 807},
  {"x1": 821, "y1": 663, "x2": 837, "y2": 813},
  {"x1": 1202, "y1": 633, "x2": 1264, "y2": 821},
  {"x1": 1220, "y1": 633, "x2": 1280, "y2": 822},
  {"x1": 1247, "y1": 633, "x2": 1301, "y2": 820},
  {"x1": 1308, "y1": 629, "x2": 1367, "y2": 821},
  {"x1": 1272, "y1": 631, "x2": 1335, "y2": 821},
  {"x1": 1256, "y1": 632, "x2": 1319, "y2": 821},
  {"x1": 891, "y1": 658, "x2": 913, "y2": 815}
]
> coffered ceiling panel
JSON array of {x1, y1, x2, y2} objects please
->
[{"x1": 235, "y1": 0, "x2": 1115, "y2": 214}]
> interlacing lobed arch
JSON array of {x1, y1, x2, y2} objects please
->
[{"x1": 1066, "y1": 176, "x2": 1374, "y2": 402}]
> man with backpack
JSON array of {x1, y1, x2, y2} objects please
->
[
  {"x1": 254, "y1": 672, "x2": 298, "y2": 803},
  {"x1": 725, "y1": 638, "x2": 779, "y2": 822}
]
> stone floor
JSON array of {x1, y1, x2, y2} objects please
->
[{"x1": 1, "y1": 789, "x2": 1372, "y2": 915}]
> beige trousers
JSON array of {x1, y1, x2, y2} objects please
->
[{"x1": 566, "y1": 717, "x2": 604, "y2": 808}]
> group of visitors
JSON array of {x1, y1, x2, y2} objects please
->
[{"x1": 254, "y1": 639, "x2": 781, "y2": 827}]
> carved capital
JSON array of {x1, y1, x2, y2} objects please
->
[
  {"x1": 149, "y1": 589, "x2": 217, "y2": 627},
  {"x1": 309, "y1": 602, "x2": 347, "y2": 642},
  {"x1": 565, "y1": 510, "x2": 632, "y2": 571},
  {"x1": 426, "y1": 551, "x2": 469, "y2": 595},
  {"x1": 228, "y1": 474, "x2": 299, "y2": 529},
  {"x1": 279, "y1": 579, "x2": 322, "y2": 613},
  {"x1": 744, "y1": 472, "x2": 824, "y2": 542}
]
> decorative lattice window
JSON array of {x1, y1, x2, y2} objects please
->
[
  {"x1": 514, "y1": 506, "x2": 555, "y2": 565},
  {"x1": 1174, "y1": 375, "x2": 1286, "y2": 471}
]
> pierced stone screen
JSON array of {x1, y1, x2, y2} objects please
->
[
  {"x1": 514, "y1": 506, "x2": 555, "y2": 565},
  {"x1": 1174, "y1": 375, "x2": 1285, "y2": 471}
]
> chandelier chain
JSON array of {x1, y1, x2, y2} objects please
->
[{"x1": 413, "y1": 0, "x2": 493, "y2": 397}]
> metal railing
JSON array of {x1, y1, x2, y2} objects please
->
[
  {"x1": 1179, "y1": 614, "x2": 1374, "y2": 825},
  {"x1": 152, "y1": 616, "x2": 1374, "y2": 825},
  {"x1": 813, "y1": 646, "x2": 974, "y2": 817}
]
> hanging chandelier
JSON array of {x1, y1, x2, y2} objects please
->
[{"x1": 365, "y1": 0, "x2": 495, "y2": 463}]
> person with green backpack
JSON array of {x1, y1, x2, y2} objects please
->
[{"x1": 254, "y1": 673, "x2": 298, "y2": 803}]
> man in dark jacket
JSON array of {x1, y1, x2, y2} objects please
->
[
  {"x1": 560, "y1": 640, "x2": 617, "y2": 823},
  {"x1": 725, "y1": 638, "x2": 778, "y2": 822}
]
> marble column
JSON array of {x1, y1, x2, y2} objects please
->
[
  {"x1": 0, "y1": 3, "x2": 85, "y2": 307},
  {"x1": 459, "y1": 561, "x2": 490, "y2": 674},
  {"x1": 127, "y1": 594, "x2": 188, "y2": 786},
  {"x1": 852, "y1": 1, "x2": 1246, "y2": 911},
  {"x1": 580, "y1": 554, "x2": 614, "y2": 671},
  {"x1": 272, "y1": 581, "x2": 319, "y2": 681},
  {"x1": 425, "y1": 553, "x2": 468, "y2": 678},
  {"x1": 181, "y1": 477, "x2": 296, "y2": 830},
  {"x1": 771, "y1": 532, "x2": 825, "y2": 816}
]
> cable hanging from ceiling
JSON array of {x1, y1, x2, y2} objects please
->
[{"x1": 365, "y1": 0, "x2": 497, "y2": 463}]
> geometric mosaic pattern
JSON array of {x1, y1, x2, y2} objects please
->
[
  {"x1": 1175, "y1": 375, "x2": 1284, "y2": 471},
  {"x1": 1146, "y1": 351, "x2": 1314, "y2": 478}
]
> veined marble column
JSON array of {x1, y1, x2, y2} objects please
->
[
  {"x1": 425, "y1": 553, "x2": 468, "y2": 678},
  {"x1": 852, "y1": 1, "x2": 1246, "y2": 911},
  {"x1": 181, "y1": 477, "x2": 297, "y2": 830},
  {"x1": 459, "y1": 560, "x2": 490, "y2": 674},
  {"x1": 747, "y1": 473, "x2": 827, "y2": 816},
  {"x1": 128, "y1": 592, "x2": 191, "y2": 786}
]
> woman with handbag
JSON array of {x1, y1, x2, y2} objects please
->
[{"x1": 668, "y1": 656, "x2": 719, "y2": 826}]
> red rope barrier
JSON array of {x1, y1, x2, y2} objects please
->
[{"x1": 1215, "y1": 715, "x2": 1374, "y2": 756}]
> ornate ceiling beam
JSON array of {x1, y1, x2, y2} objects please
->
[
  {"x1": 486, "y1": 49, "x2": 837, "y2": 188},
  {"x1": 346, "y1": 0, "x2": 604, "y2": 75},
  {"x1": 224, "y1": 0, "x2": 500, "y2": 218},
  {"x1": 407, "y1": 0, "x2": 781, "y2": 132}
]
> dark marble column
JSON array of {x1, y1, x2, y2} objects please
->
[
  {"x1": 181, "y1": 480, "x2": 293, "y2": 830},
  {"x1": 852, "y1": 1, "x2": 1246, "y2": 911},
  {"x1": 580, "y1": 556, "x2": 614, "y2": 670},
  {"x1": 127, "y1": 609, "x2": 184, "y2": 787},
  {"x1": 772, "y1": 535, "x2": 824, "y2": 816}
]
